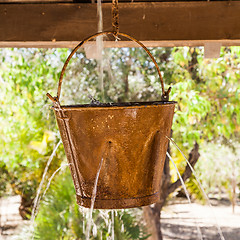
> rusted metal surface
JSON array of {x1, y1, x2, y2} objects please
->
[
  {"x1": 53, "y1": 101, "x2": 176, "y2": 209},
  {"x1": 53, "y1": 31, "x2": 170, "y2": 102},
  {"x1": 47, "y1": 31, "x2": 176, "y2": 209}
]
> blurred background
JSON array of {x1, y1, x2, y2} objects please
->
[{"x1": 0, "y1": 46, "x2": 239, "y2": 239}]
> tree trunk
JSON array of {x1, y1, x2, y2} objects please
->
[
  {"x1": 124, "y1": 74, "x2": 129, "y2": 100},
  {"x1": 143, "y1": 205, "x2": 162, "y2": 240},
  {"x1": 143, "y1": 142, "x2": 171, "y2": 240},
  {"x1": 19, "y1": 195, "x2": 33, "y2": 220},
  {"x1": 188, "y1": 47, "x2": 201, "y2": 83},
  {"x1": 143, "y1": 142, "x2": 200, "y2": 240}
]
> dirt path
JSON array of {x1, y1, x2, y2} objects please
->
[
  {"x1": 161, "y1": 198, "x2": 240, "y2": 240},
  {"x1": 0, "y1": 196, "x2": 239, "y2": 240},
  {"x1": 0, "y1": 195, "x2": 27, "y2": 240}
]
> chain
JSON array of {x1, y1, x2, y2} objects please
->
[{"x1": 112, "y1": 0, "x2": 119, "y2": 37}]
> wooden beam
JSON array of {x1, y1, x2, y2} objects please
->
[
  {"x1": 0, "y1": 2, "x2": 240, "y2": 47},
  {"x1": 204, "y1": 42, "x2": 222, "y2": 59},
  {"x1": 1, "y1": 40, "x2": 240, "y2": 48}
]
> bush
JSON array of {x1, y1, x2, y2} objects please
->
[{"x1": 33, "y1": 168, "x2": 149, "y2": 239}]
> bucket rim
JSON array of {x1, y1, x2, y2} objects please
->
[{"x1": 52, "y1": 100, "x2": 177, "y2": 110}]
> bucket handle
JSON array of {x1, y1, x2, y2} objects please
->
[{"x1": 47, "y1": 31, "x2": 171, "y2": 104}]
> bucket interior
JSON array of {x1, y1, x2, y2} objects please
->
[{"x1": 57, "y1": 100, "x2": 177, "y2": 109}]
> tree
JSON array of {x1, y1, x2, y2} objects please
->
[
  {"x1": 0, "y1": 48, "x2": 68, "y2": 218},
  {"x1": 32, "y1": 169, "x2": 149, "y2": 240},
  {"x1": 143, "y1": 46, "x2": 240, "y2": 239},
  {"x1": 1, "y1": 45, "x2": 239, "y2": 238},
  {"x1": 63, "y1": 45, "x2": 239, "y2": 239}
]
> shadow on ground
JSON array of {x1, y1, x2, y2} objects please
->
[{"x1": 162, "y1": 222, "x2": 240, "y2": 240}]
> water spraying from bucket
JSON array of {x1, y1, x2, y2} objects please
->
[
  {"x1": 42, "y1": 163, "x2": 71, "y2": 200},
  {"x1": 31, "y1": 140, "x2": 62, "y2": 223},
  {"x1": 167, "y1": 151, "x2": 203, "y2": 240},
  {"x1": 97, "y1": 0, "x2": 104, "y2": 98},
  {"x1": 167, "y1": 137, "x2": 226, "y2": 240},
  {"x1": 86, "y1": 156, "x2": 104, "y2": 240},
  {"x1": 30, "y1": 162, "x2": 70, "y2": 239},
  {"x1": 111, "y1": 210, "x2": 115, "y2": 240},
  {"x1": 47, "y1": 0, "x2": 175, "y2": 213}
]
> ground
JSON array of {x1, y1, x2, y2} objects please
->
[
  {"x1": 161, "y1": 198, "x2": 240, "y2": 240},
  {"x1": 0, "y1": 195, "x2": 239, "y2": 240}
]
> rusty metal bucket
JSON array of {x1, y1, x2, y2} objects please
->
[{"x1": 47, "y1": 31, "x2": 177, "y2": 209}]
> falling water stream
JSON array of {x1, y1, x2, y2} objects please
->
[
  {"x1": 42, "y1": 163, "x2": 71, "y2": 200},
  {"x1": 97, "y1": 0, "x2": 104, "y2": 98},
  {"x1": 111, "y1": 210, "x2": 115, "y2": 240},
  {"x1": 167, "y1": 152, "x2": 203, "y2": 240},
  {"x1": 29, "y1": 1, "x2": 227, "y2": 239},
  {"x1": 30, "y1": 140, "x2": 62, "y2": 223},
  {"x1": 29, "y1": 138, "x2": 227, "y2": 240},
  {"x1": 167, "y1": 137, "x2": 226, "y2": 240},
  {"x1": 86, "y1": 156, "x2": 105, "y2": 240},
  {"x1": 29, "y1": 161, "x2": 70, "y2": 236},
  {"x1": 30, "y1": 162, "x2": 71, "y2": 239}
]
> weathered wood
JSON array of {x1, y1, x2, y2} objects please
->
[
  {"x1": 0, "y1": 0, "x2": 72, "y2": 2},
  {"x1": 1, "y1": 40, "x2": 240, "y2": 48},
  {"x1": 0, "y1": 2, "x2": 240, "y2": 47},
  {"x1": 204, "y1": 42, "x2": 222, "y2": 58},
  {"x1": 3, "y1": 0, "x2": 239, "y2": 3}
]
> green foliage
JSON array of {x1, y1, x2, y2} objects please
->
[
  {"x1": 166, "y1": 47, "x2": 240, "y2": 197},
  {"x1": 34, "y1": 168, "x2": 82, "y2": 239},
  {"x1": 196, "y1": 142, "x2": 240, "y2": 199},
  {"x1": 1, "y1": 45, "x2": 240, "y2": 236},
  {"x1": 168, "y1": 47, "x2": 240, "y2": 149},
  {"x1": 33, "y1": 169, "x2": 148, "y2": 240},
  {"x1": 185, "y1": 177, "x2": 205, "y2": 203},
  {"x1": 0, "y1": 162, "x2": 11, "y2": 197},
  {"x1": 59, "y1": 47, "x2": 164, "y2": 105},
  {"x1": 43, "y1": 46, "x2": 240, "y2": 153},
  {"x1": 0, "y1": 49, "x2": 66, "y2": 200}
]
